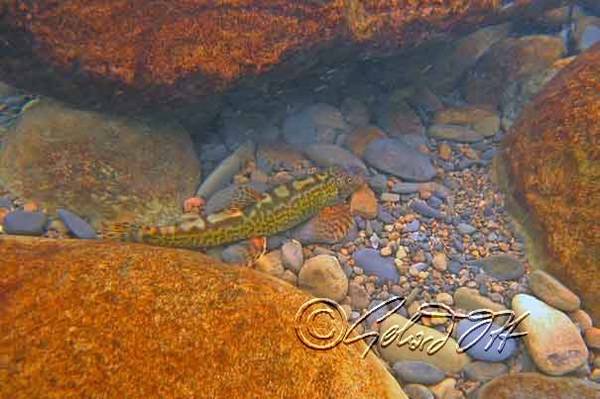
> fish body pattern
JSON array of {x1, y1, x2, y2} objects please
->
[{"x1": 103, "y1": 167, "x2": 363, "y2": 249}]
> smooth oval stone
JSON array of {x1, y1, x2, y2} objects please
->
[
  {"x1": 479, "y1": 254, "x2": 525, "y2": 280},
  {"x1": 528, "y1": 270, "x2": 580, "y2": 312},
  {"x1": 57, "y1": 209, "x2": 96, "y2": 239},
  {"x1": 476, "y1": 372, "x2": 600, "y2": 399},
  {"x1": 512, "y1": 294, "x2": 588, "y2": 376},
  {"x1": 303, "y1": 144, "x2": 367, "y2": 171},
  {"x1": 3, "y1": 210, "x2": 47, "y2": 236},
  {"x1": 363, "y1": 138, "x2": 436, "y2": 182},
  {"x1": 411, "y1": 199, "x2": 444, "y2": 219},
  {"x1": 392, "y1": 361, "x2": 445, "y2": 385},
  {"x1": 456, "y1": 319, "x2": 518, "y2": 362},
  {"x1": 352, "y1": 248, "x2": 400, "y2": 285},
  {"x1": 427, "y1": 124, "x2": 484, "y2": 142},
  {"x1": 298, "y1": 255, "x2": 348, "y2": 302},
  {"x1": 457, "y1": 223, "x2": 477, "y2": 235},
  {"x1": 403, "y1": 384, "x2": 434, "y2": 399},
  {"x1": 463, "y1": 361, "x2": 508, "y2": 383}
]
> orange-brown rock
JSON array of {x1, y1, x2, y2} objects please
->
[
  {"x1": 501, "y1": 43, "x2": 600, "y2": 323},
  {"x1": 346, "y1": 125, "x2": 387, "y2": 156},
  {"x1": 0, "y1": 236, "x2": 407, "y2": 398},
  {"x1": 1, "y1": 0, "x2": 557, "y2": 107}
]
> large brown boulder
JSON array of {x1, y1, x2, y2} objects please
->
[
  {"x1": 0, "y1": 0, "x2": 557, "y2": 108},
  {"x1": 0, "y1": 236, "x2": 407, "y2": 398},
  {"x1": 0, "y1": 99, "x2": 200, "y2": 227},
  {"x1": 500, "y1": 43, "x2": 600, "y2": 323}
]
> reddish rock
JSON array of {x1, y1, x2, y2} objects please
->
[
  {"x1": 501, "y1": 43, "x2": 600, "y2": 323},
  {"x1": 0, "y1": 1, "x2": 557, "y2": 108},
  {"x1": 0, "y1": 236, "x2": 407, "y2": 398}
]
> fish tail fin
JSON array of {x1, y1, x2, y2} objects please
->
[{"x1": 101, "y1": 222, "x2": 141, "y2": 242}]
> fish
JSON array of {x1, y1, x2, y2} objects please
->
[{"x1": 102, "y1": 167, "x2": 364, "y2": 249}]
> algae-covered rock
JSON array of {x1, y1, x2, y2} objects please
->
[{"x1": 0, "y1": 236, "x2": 407, "y2": 398}]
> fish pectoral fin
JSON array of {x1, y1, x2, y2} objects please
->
[
  {"x1": 227, "y1": 185, "x2": 265, "y2": 209},
  {"x1": 206, "y1": 207, "x2": 244, "y2": 224},
  {"x1": 246, "y1": 236, "x2": 268, "y2": 267}
]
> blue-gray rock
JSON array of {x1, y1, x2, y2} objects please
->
[
  {"x1": 405, "y1": 220, "x2": 420, "y2": 233},
  {"x1": 391, "y1": 182, "x2": 421, "y2": 194},
  {"x1": 3, "y1": 210, "x2": 47, "y2": 236},
  {"x1": 403, "y1": 384, "x2": 434, "y2": 399},
  {"x1": 303, "y1": 144, "x2": 367, "y2": 171},
  {"x1": 283, "y1": 103, "x2": 348, "y2": 146},
  {"x1": 0, "y1": 197, "x2": 12, "y2": 209},
  {"x1": 221, "y1": 243, "x2": 249, "y2": 264},
  {"x1": 363, "y1": 138, "x2": 436, "y2": 182},
  {"x1": 352, "y1": 248, "x2": 400, "y2": 285},
  {"x1": 368, "y1": 174, "x2": 388, "y2": 194},
  {"x1": 411, "y1": 199, "x2": 444, "y2": 219},
  {"x1": 366, "y1": 300, "x2": 389, "y2": 326},
  {"x1": 392, "y1": 361, "x2": 446, "y2": 385},
  {"x1": 448, "y1": 261, "x2": 463, "y2": 275},
  {"x1": 428, "y1": 124, "x2": 484, "y2": 143},
  {"x1": 426, "y1": 196, "x2": 443, "y2": 209},
  {"x1": 463, "y1": 361, "x2": 508, "y2": 382},
  {"x1": 456, "y1": 319, "x2": 518, "y2": 362},
  {"x1": 56, "y1": 209, "x2": 97, "y2": 239},
  {"x1": 377, "y1": 207, "x2": 395, "y2": 224},
  {"x1": 479, "y1": 254, "x2": 526, "y2": 281},
  {"x1": 457, "y1": 223, "x2": 477, "y2": 235}
]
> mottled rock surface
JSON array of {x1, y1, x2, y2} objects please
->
[
  {"x1": 0, "y1": 99, "x2": 200, "y2": 227},
  {"x1": 501, "y1": 43, "x2": 600, "y2": 323},
  {"x1": 0, "y1": 236, "x2": 406, "y2": 398}
]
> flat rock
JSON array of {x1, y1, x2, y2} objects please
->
[
  {"x1": 410, "y1": 199, "x2": 444, "y2": 219},
  {"x1": 427, "y1": 124, "x2": 484, "y2": 143},
  {"x1": 392, "y1": 361, "x2": 445, "y2": 385},
  {"x1": 433, "y1": 106, "x2": 500, "y2": 137},
  {"x1": 453, "y1": 287, "x2": 509, "y2": 320},
  {"x1": 475, "y1": 372, "x2": 600, "y2": 399},
  {"x1": 528, "y1": 270, "x2": 581, "y2": 312},
  {"x1": 456, "y1": 319, "x2": 518, "y2": 362},
  {"x1": 363, "y1": 138, "x2": 436, "y2": 182},
  {"x1": 463, "y1": 361, "x2": 508, "y2": 383},
  {"x1": 0, "y1": 236, "x2": 407, "y2": 398},
  {"x1": 512, "y1": 294, "x2": 588, "y2": 376},
  {"x1": 403, "y1": 384, "x2": 434, "y2": 399},
  {"x1": 303, "y1": 144, "x2": 367, "y2": 171},
  {"x1": 377, "y1": 313, "x2": 471, "y2": 374},
  {"x1": 56, "y1": 209, "x2": 97, "y2": 239},
  {"x1": 283, "y1": 103, "x2": 348, "y2": 146},
  {"x1": 479, "y1": 254, "x2": 525, "y2": 280},
  {"x1": 352, "y1": 248, "x2": 400, "y2": 285},
  {"x1": 298, "y1": 255, "x2": 348, "y2": 302},
  {"x1": 3, "y1": 210, "x2": 47, "y2": 236}
]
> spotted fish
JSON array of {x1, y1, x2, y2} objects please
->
[{"x1": 102, "y1": 167, "x2": 364, "y2": 249}]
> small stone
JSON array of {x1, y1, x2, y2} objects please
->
[
  {"x1": 350, "y1": 184, "x2": 378, "y2": 219},
  {"x1": 255, "y1": 250, "x2": 285, "y2": 278},
  {"x1": 428, "y1": 124, "x2": 484, "y2": 143},
  {"x1": 0, "y1": 197, "x2": 12, "y2": 209},
  {"x1": 569, "y1": 309, "x2": 593, "y2": 332},
  {"x1": 304, "y1": 144, "x2": 367, "y2": 172},
  {"x1": 281, "y1": 269, "x2": 298, "y2": 285},
  {"x1": 380, "y1": 246, "x2": 392, "y2": 257},
  {"x1": 298, "y1": 255, "x2": 348, "y2": 302},
  {"x1": 56, "y1": 209, "x2": 97, "y2": 239},
  {"x1": 403, "y1": 384, "x2": 434, "y2": 399},
  {"x1": 513, "y1": 294, "x2": 588, "y2": 375},
  {"x1": 348, "y1": 282, "x2": 370, "y2": 310},
  {"x1": 380, "y1": 193, "x2": 400, "y2": 202},
  {"x1": 457, "y1": 223, "x2": 477, "y2": 235},
  {"x1": 453, "y1": 288, "x2": 509, "y2": 320},
  {"x1": 353, "y1": 248, "x2": 400, "y2": 285},
  {"x1": 281, "y1": 239, "x2": 303, "y2": 273},
  {"x1": 3, "y1": 210, "x2": 47, "y2": 236},
  {"x1": 430, "y1": 378, "x2": 458, "y2": 399},
  {"x1": 411, "y1": 199, "x2": 444, "y2": 219},
  {"x1": 435, "y1": 292, "x2": 453, "y2": 306},
  {"x1": 528, "y1": 269, "x2": 581, "y2": 312},
  {"x1": 464, "y1": 361, "x2": 508, "y2": 382},
  {"x1": 431, "y1": 253, "x2": 448, "y2": 272},
  {"x1": 456, "y1": 319, "x2": 518, "y2": 362},
  {"x1": 438, "y1": 143, "x2": 452, "y2": 160},
  {"x1": 479, "y1": 254, "x2": 525, "y2": 280},
  {"x1": 392, "y1": 361, "x2": 445, "y2": 385},
  {"x1": 584, "y1": 327, "x2": 600, "y2": 350},
  {"x1": 405, "y1": 220, "x2": 421, "y2": 233}
]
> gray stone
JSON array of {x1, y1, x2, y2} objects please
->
[
  {"x1": 363, "y1": 138, "x2": 436, "y2": 182},
  {"x1": 456, "y1": 319, "x2": 518, "y2": 362},
  {"x1": 298, "y1": 255, "x2": 348, "y2": 302},
  {"x1": 0, "y1": 197, "x2": 11, "y2": 209},
  {"x1": 479, "y1": 254, "x2": 525, "y2": 280},
  {"x1": 405, "y1": 220, "x2": 420, "y2": 233},
  {"x1": 411, "y1": 199, "x2": 444, "y2": 219},
  {"x1": 393, "y1": 361, "x2": 446, "y2": 385},
  {"x1": 403, "y1": 384, "x2": 434, "y2": 399},
  {"x1": 352, "y1": 248, "x2": 400, "y2": 285},
  {"x1": 457, "y1": 223, "x2": 477, "y2": 235},
  {"x1": 3, "y1": 210, "x2": 47, "y2": 236},
  {"x1": 428, "y1": 124, "x2": 484, "y2": 143},
  {"x1": 56, "y1": 209, "x2": 97, "y2": 239},
  {"x1": 281, "y1": 239, "x2": 303, "y2": 273},
  {"x1": 464, "y1": 361, "x2": 508, "y2": 383},
  {"x1": 303, "y1": 144, "x2": 367, "y2": 171}
]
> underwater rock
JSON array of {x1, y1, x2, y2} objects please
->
[
  {"x1": 464, "y1": 35, "x2": 565, "y2": 108},
  {"x1": 376, "y1": 92, "x2": 425, "y2": 137},
  {"x1": 528, "y1": 270, "x2": 581, "y2": 312},
  {"x1": 501, "y1": 43, "x2": 600, "y2": 323},
  {"x1": 352, "y1": 248, "x2": 400, "y2": 285},
  {"x1": 433, "y1": 106, "x2": 500, "y2": 138},
  {"x1": 0, "y1": 1, "x2": 552, "y2": 107},
  {"x1": 196, "y1": 140, "x2": 255, "y2": 200},
  {"x1": 340, "y1": 97, "x2": 370, "y2": 128},
  {"x1": 0, "y1": 99, "x2": 200, "y2": 228},
  {"x1": 298, "y1": 255, "x2": 348, "y2": 302},
  {"x1": 463, "y1": 361, "x2": 508, "y2": 383},
  {"x1": 303, "y1": 144, "x2": 367, "y2": 172},
  {"x1": 282, "y1": 103, "x2": 348, "y2": 147},
  {"x1": 3, "y1": 210, "x2": 47, "y2": 236},
  {"x1": 475, "y1": 372, "x2": 600, "y2": 399},
  {"x1": 0, "y1": 236, "x2": 407, "y2": 398},
  {"x1": 350, "y1": 184, "x2": 378, "y2": 220},
  {"x1": 427, "y1": 124, "x2": 484, "y2": 143},
  {"x1": 56, "y1": 209, "x2": 97, "y2": 239},
  {"x1": 478, "y1": 254, "x2": 525, "y2": 281},
  {"x1": 573, "y1": 15, "x2": 600, "y2": 53},
  {"x1": 220, "y1": 111, "x2": 279, "y2": 150},
  {"x1": 345, "y1": 125, "x2": 387, "y2": 156},
  {"x1": 256, "y1": 141, "x2": 307, "y2": 172},
  {"x1": 363, "y1": 138, "x2": 436, "y2": 182},
  {"x1": 392, "y1": 361, "x2": 446, "y2": 385},
  {"x1": 512, "y1": 294, "x2": 588, "y2": 376}
]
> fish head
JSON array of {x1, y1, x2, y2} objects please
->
[{"x1": 329, "y1": 166, "x2": 365, "y2": 200}]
